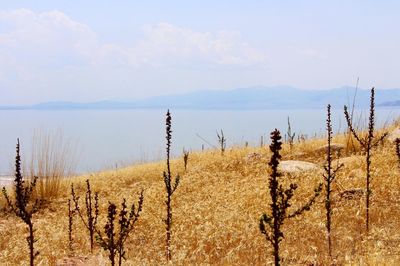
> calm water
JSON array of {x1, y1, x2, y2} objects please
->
[{"x1": 0, "y1": 108, "x2": 399, "y2": 176}]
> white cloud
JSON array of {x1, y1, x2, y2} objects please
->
[
  {"x1": 0, "y1": 9, "x2": 267, "y2": 70},
  {"x1": 0, "y1": 9, "x2": 269, "y2": 104},
  {"x1": 1, "y1": 7, "x2": 399, "y2": 105},
  {"x1": 0, "y1": 9, "x2": 96, "y2": 67},
  {"x1": 130, "y1": 23, "x2": 267, "y2": 66}
]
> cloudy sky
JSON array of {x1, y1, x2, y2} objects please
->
[{"x1": 0, "y1": 1, "x2": 399, "y2": 104}]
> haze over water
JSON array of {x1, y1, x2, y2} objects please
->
[{"x1": 0, "y1": 108, "x2": 399, "y2": 176}]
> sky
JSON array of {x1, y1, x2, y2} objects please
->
[{"x1": 0, "y1": 0, "x2": 400, "y2": 104}]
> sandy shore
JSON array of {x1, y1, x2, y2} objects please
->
[{"x1": 0, "y1": 176, "x2": 13, "y2": 187}]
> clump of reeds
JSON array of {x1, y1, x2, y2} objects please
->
[
  {"x1": 163, "y1": 110, "x2": 180, "y2": 261},
  {"x1": 2, "y1": 139, "x2": 41, "y2": 266},
  {"x1": 28, "y1": 130, "x2": 77, "y2": 201},
  {"x1": 95, "y1": 192, "x2": 144, "y2": 266},
  {"x1": 344, "y1": 87, "x2": 388, "y2": 232},
  {"x1": 323, "y1": 104, "x2": 343, "y2": 258},
  {"x1": 259, "y1": 129, "x2": 322, "y2": 266},
  {"x1": 183, "y1": 148, "x2": 189, "y2": 172},
  {"x1": 217, "y1": 129, "x2": 226, "y2": 155},
  {"x1": 71, "y1": 179, "x2": 99, "y2": 253}
]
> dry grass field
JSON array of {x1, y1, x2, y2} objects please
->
[{"x1": 1, "y1": 123, "x2": 400, "y2": 265}]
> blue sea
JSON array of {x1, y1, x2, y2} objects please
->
[{"x1": 0, "y1": 108, "x2": 399, "y2": 177}]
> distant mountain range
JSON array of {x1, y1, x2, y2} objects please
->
[{"x1": 2, "y1": 86, "x2": 400, "y2": 110}]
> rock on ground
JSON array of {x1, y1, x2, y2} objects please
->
[
  {"x1": 279, "y1": 160, "x2": 320, "y2": 173},
  {"x1": 315, "y1": 143, "x2": 345, "y2": 154},
  {"x1": 388, "y1": 128, "x2": 400, "y2": 142},
  {"x1": 56, "y1": 256, "x2": 104, "y2": 266}
]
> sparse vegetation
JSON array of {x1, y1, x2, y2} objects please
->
[
  {"x1": 95, "y1": 192, "x2": 144, "y2": 266},
  {"x1": 2, "y1": 139, "x2": 41, "y2": 266},
  {"x1": 344, "y1": 87, "x2": 388, "y2": 232},
  {"x1": 183, "y1": 148, "x2": 189, "y2": 172},
  {"x1": 163, "y1": 110, "x2": 180, "y2": 261},
  {"x1": 68, "y1": 199, "x2": 75, "y2": 253},
  {"x1": 285, "y1": 116, "x2": 295, "y2": 149},
  {"x1": 28, "y1": 130, "x2": 76, "y2": 201},
  {"x1": 259, "y1": 129, "x2": 322, "y2": 265},
  {"x1": 71, "y1": 179, "x2": 99, "y2": 253},
  {"x1": 1, "y1": 96, "x2": 400, "y2": 264},
  {"x1": 323, "y1": 104, "x2": 343, "y2": 258},
  {"x1": 217, "y1": 129, "x2": 226, "y2": 155},
  {"x1": 395, "y1": 138, "x2": 400, "y2": 167}
]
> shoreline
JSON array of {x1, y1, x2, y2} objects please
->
[{"x1": 0, "y1": 175, "x2": 14, "y2": 186}]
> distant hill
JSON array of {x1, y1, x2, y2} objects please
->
[
  {"x1": 2, "y1": 86, "x2": 400, "y2": 110},
  {"x1": 379, "y1": 100, "x2": 400, "y2": 107}
]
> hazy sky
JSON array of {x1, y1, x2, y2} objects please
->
[{"x1": 1, "y1": 1, "x2": 400, "y2": 104}]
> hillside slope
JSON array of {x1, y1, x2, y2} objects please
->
[{"x1": 1, "y1": 125, "x2": 400, "y2": 265}]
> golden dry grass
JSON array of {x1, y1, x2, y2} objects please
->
[
  {"x1": 28, "y1": 129, "x2": 77, "y2": 200},
  {"x1": 1, "y1": 126, "x2": 400, "y2": 265}
]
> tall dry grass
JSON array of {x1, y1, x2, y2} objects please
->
[
  {"x1": 0, "y1": 124, "x2": 400, "y2": 265},
  {"x1": 27, "y1": 129, "x2": 77, "y2": 201}
]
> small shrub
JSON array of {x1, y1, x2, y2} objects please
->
[
  {"x1": 297, "y1": 133, "x2": 307, "y2": 143},
  {"x1": 323, "y1": 104, "x2": 343, "y2": 257},
  {"x1": 345, "y1": 79, "x2": 360, "y2": 153},
  {"x1": 71, "y1": 179, "x2": 99, "y2": 253},
  {"x1": 163, "y1": 110, "x2": 180, "y2": 261},
  {"x1": 95, "y1": 192, "x2": 144, "y2": 266},
  {"x1": 259, "y1": 129, "x2": 322, "y2": 266},
  {"x1": 68, "y1": 199, "x2": 75, "y2": 253},
  {"x1": 344, "y1": 87, "x2": 388, "y2": 232},
  {"x1": 395, "y1": 138, "x2": 400, "y2": 167},
  {"x1": 2, "y1": 139, "x2": 41, "y2": 266},
  {"x1": 285, "y1": 116, "x2": 295, "y2": 149},
  {"x1": 217, "y1": 129, "x2": 226, "y2": 155},
  {"x1": 183, "y1": 148, "x2": 189, "y2": 172}
]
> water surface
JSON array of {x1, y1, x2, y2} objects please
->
[{"x1": 0, "y1": 108, "x2": 399, "y2": 176}]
